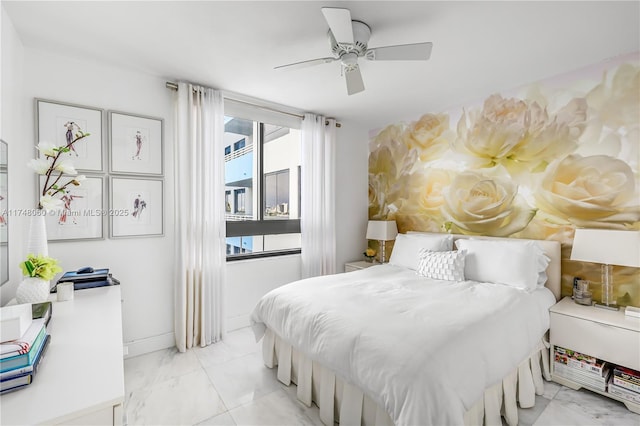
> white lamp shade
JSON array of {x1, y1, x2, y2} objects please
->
[
  {"x1": 570, "y1": 229, "x2": 640, "y2": 268},
  {"x1": 366, "y1": 220, "x2": 398, "y2": 241}
]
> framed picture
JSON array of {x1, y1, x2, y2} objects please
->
[
  {"x1": 36, "y1": 99, "x2": 103, "y2": 172},
  {"x1": 109, "y1": 111, "x2": 163, "y2": 175},
  {"x1": 110, "y1": 176, "x2": 163, "y2": 238},
  {"x1": 39, "y1": 175, "x2": 105, "y2": 242}
]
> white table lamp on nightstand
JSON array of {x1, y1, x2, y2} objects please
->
[
  {"x1": 366, "y1": 220, "x2": 398, "y2": 264},
  {"x1": 570, "y1": 229, "x2": 640, "y2": 311}
]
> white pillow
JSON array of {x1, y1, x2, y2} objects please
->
[
  {"x1": 417, "y1": 249, "x2": 466, "y2": 281},
  {"x1": 454, "y1": 238, "x2": 550, "y2": 291},
  {"x1": 389, "y1": 233, "x2": 454, "y2": 270}
]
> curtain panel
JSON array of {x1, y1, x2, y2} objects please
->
[
  {"x1": 174, "y1": 83, "x2": 226, "y2": 351},
  {"x1": 301, "y1": 114, "x2": 337, "y2": 278}
]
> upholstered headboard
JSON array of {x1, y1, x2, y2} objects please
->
[{"x1": 450, "y1": 234, "x2": 562, "y2": 301}]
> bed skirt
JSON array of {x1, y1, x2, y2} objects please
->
[{"x1": 261, "y1": 327, "x2": 551, "y2": 426}]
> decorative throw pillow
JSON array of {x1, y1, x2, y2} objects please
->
[{"x1": 416, "y1": 249, "x2": 466, "y2": 281}]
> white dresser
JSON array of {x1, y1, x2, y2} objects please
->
[
  {"x1": 550, "y1": 296, "x2": 640, "y2": 413},
  {"x1": 1, "y1": 285, "x2": 125, "y2": 425}
]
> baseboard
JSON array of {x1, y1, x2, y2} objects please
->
[
  {"x1": 124, "y1": 332, "x2": 175, "y2": 359},
  {"x1": 227, "y1": 314, "x2": 250, "y2": 332}
]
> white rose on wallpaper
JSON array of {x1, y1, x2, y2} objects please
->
[
  {"x1": 441, "y1": 171, "x2": 536, "y2": 236},
  {"x1": 454, "y1": 94, "x2": 586, "y2": 175},
  {"x1": 586, "y1": 63, "x2": 639, "y2": 130},
  {"x1": 534, "y1": 154, "x2": 640, "y2": 229},
  {"x1": 369, "y1": 124, "x2": 418, "y2": 218},
  {"x1": 388, "y1": 168, "x2": 454, "y2": 231},
  {"x1": 578, "y1": 63, "x2": 640, "y2": 168},
  {"x1": 402, "y1": 113, "x2": 453, "y2": 162}
]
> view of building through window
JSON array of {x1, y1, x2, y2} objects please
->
[{"x1": 224, "y1": 116, "x2": 301, "y2": 257}]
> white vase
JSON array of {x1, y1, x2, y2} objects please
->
[
  {"x1": 26, "y1": 213, "x2": 48, "y2": 256},
  {"x1": 16, "y1": 277, "x2": 50, "y2": 304}
]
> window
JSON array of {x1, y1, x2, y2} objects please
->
[
  {"x1": 223, "y1": 109, "x2": 301, "y2": 260},
  {"x1": 224, "y1": 146, "x2": 231, "y2": 156}
]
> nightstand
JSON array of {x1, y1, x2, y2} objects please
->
[
  {"x1": 549, "y1": 296, "x2": 640, "y2": 413},
  {"x1": 344, "y1": 260, "x2": 377, "y2": 272}
]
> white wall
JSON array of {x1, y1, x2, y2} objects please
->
[{"x1": 1, "y1": 44, "x2": 175, "y2": 357}]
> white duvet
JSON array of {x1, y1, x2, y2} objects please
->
[{"x1": 250, "y1": 264, "x2": 556, "y2": 426}]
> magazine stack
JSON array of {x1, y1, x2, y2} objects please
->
[
  {"x1": 609, "y1": 366, "x2": 640, "y2": 404},
  {"x1": 553, "y1": 346, "x2": 611, "y2": 392}
]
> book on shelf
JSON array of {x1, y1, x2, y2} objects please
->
[
  {"x1": 613, "y1": 366, "x2": 640, "y2": 386},
  {"x1": 0, "y1": 322, "x2": 46, "y2": 373},
  {"x1": 609, "y1": 383, "x2": 640, "y2": 404},
  {"x1": 613, "y1": 375, "x2": 640, "y2": 394},
  {"x1": 553, "y1": 362, "x2": 610, "y2": 392},
  {"x1": 0, "y1": 319, "x2": 46, "y2": 359},
  {"x1": 554, "y1": 346, "x2": 607, "y2": 376},
  {"x1": 0, "y1": 334, "x2": 50, "y2": 394}
]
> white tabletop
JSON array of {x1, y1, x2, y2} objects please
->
[{"x1": 1, "y1": 286, "x2": 125, "y2": 425}]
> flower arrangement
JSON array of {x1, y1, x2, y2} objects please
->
[
  {"x1": 363, "y1": 247, "x2": 376, "y2": 262},
  {"x1": 20, "y1": 254, "x2": 62, "y2": 281},
  {"x1": 28, "y1": 124, "x2": 89, "y2": 210}
]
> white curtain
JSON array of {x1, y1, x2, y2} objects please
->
[
  {"x1": 174, "y1": 83, "x2": 226, "y2": 351},
  {"x1": 301, "y1": 114, "x2": 337, "y2": 278}
]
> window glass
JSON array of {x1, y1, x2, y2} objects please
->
[{"x1": 224, "y1": 115, "x2": 301, "y2": 259}]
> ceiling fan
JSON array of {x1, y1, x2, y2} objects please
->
[{"x1": 275, "y1": 7, "x2": 433, "y2": 95}]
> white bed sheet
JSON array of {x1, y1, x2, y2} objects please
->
[{"x1": 251, "y1": 264, "x2": 556, "y2": 425}]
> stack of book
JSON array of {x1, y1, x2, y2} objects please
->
[
  {"x1": 609, "y1": 366, "x2": 640, "y2": 404},
  {"x1": 553, "y1": 346, "x2": 611, "y2": 392},
  {"x1": 1, "y1": 305, "x2": 52, "y2": 394}
]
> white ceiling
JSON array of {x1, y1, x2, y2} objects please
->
[{"x1": 3, "y1": 1, "x2": 639, "y2": 128}]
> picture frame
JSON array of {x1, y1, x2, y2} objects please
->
[
  {"x1": 110, "y1": 176, "x2": 163, "y2": 238},
  {"x1": 36, "y1": 99, "x2": 104, "y2": 172},
  {"x1": 0, "y1": 139, "x2": 8, "y2": 286},
  {"x1": 39, "y1": 175, "x2": 105, "y2": 242},
  {"x1": 109, "y1": 111, "x2": 163, "y2": 176}
]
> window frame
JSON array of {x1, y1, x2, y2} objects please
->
[{"x1": 225, "y1": 121, "x2": 301, "y2": 261}]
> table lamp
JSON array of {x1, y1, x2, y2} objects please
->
[
  {"x1": 366, "y1": 220, "x2": 398, "y2": 263},
  {"x1": 570, "y1": 229, "x2": 640, "y2": 310}
]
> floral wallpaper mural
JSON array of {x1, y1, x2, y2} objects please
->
[{"x1": 369, "y1": 57, "x2": 639, "y2": 306}]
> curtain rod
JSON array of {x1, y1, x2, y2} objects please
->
[{"x1": 166, "y1": 81, "x2": 341, "y2": 127}]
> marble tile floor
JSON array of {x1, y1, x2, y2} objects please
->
[{"x1": 124, "y1": 327, "x2": 640, "y2": 426}]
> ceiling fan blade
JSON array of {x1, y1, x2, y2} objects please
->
[
  {"x1": 321, "y1": 7, "x2": 354, "y2": 45},
  {"x1": 345, "y1": 65, "x2": 365, "y2": 95},
  {"x1": 274, "y1": 57, "x2": 337, "y2": 71},
  {"x1": 365, "y1": 42, "x2": 433, "y2": 61}
]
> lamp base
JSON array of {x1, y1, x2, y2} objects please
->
[{"x1": 594, "y1": 303, "x2": 620, "y2": 311}]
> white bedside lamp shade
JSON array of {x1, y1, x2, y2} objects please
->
[
  {"x1": 570, "y1": 229, "x2": 640, "y2": 268},
  {"x1": 366, "y1": 220, "x2": 398, "y2": 263},
  {"x1": 570, "y1": 229, "x2": 640, "y2": 309}
]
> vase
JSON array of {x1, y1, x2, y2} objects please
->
[
  {"x1": 364, "y1": 257, "x2": 374, "y2": 263},
  {"x1": 26, "y1": 213, "x2": 48, "y2": 256},
  {"x1": 16, "y1": 277, "x2": 50, "y2": 304}
]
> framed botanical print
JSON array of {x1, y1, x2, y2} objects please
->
[
  {"x1": 39, "y1": 175, "x2": 105, "y2": 242},
  {"x1": 109, "y1": 111, "x2": 163, "y2": 176},
  {"x1": 36, "y1": 99, "x2": 103, "y2": 172},
  {"x1": 110, "y1": 176, "x2": 163, "y2": 238}
]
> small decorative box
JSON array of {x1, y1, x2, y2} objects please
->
[{"x1": 0, "y1": 304, "x2": 33, "y2": 342}]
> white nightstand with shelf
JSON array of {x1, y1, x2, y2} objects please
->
[
  {"x1": 549, "y1": 296, "x2": 640, "y2": 413},
  {"x1": 344, "y1": 260, "x2": 377, "y2": 272}
]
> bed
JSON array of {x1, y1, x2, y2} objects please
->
[{"x1": 251, "y1": 234, "x2": 561, "y2": 426}]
